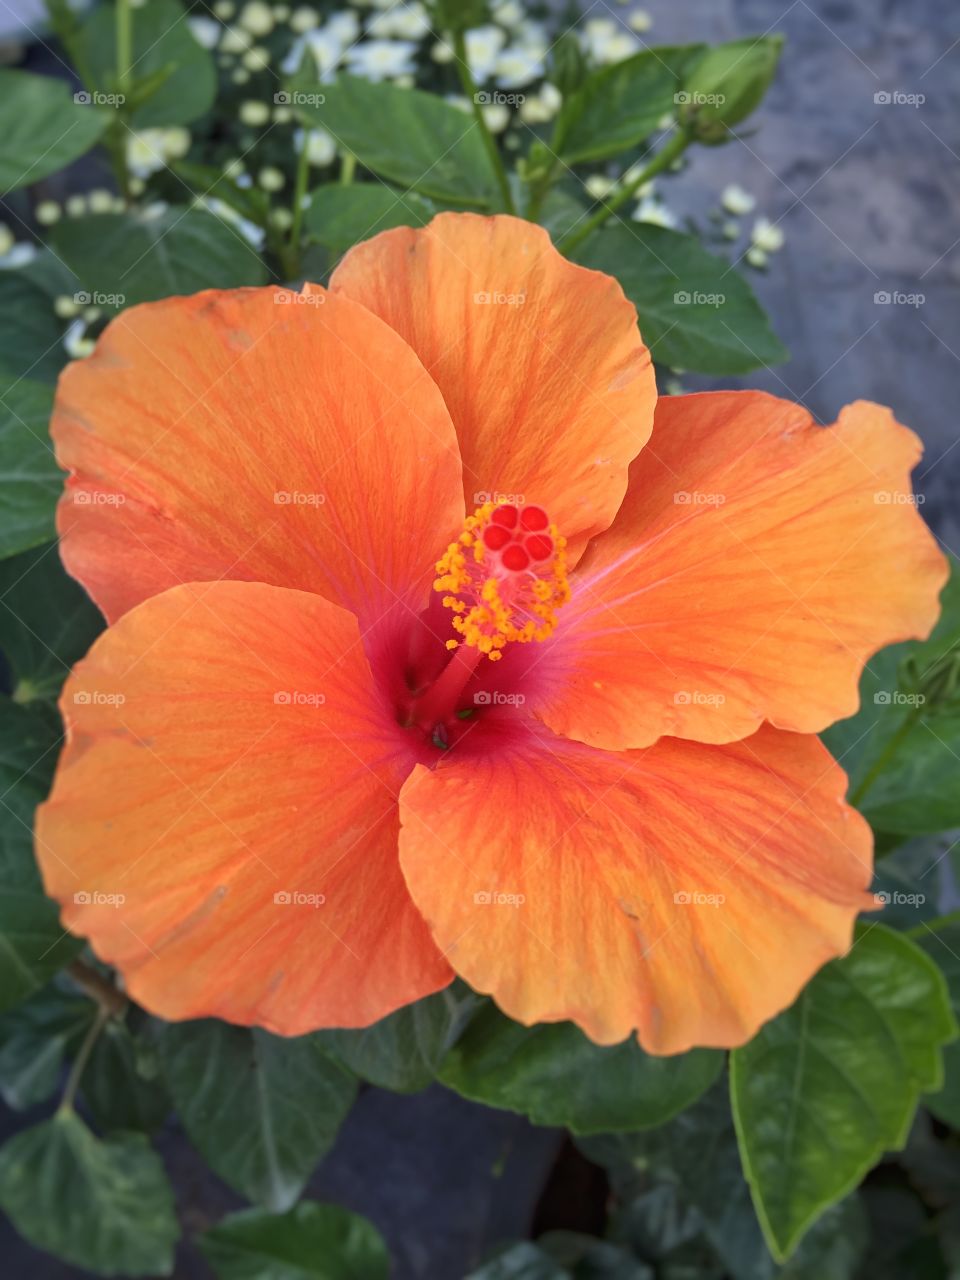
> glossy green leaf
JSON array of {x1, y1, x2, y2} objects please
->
[
  {"x1": 0, "y1": 382, "x2": 64, "y2": 560},
  {"x1": 160, "y1": 1020, "x2": 357, "y2": 1210},
  {"x1": 730, "y1": 924, "x2": 957, "y2": 1261},
  {"x1": 584, "y1": 1081, "x2": 869, "y2": 1280},
  {"x1": 0, "y1": 700, "x2": 81, "y2": 1011},
  {"x1": 292, "y1": 76, "x2": 498, "y2": 206},
  {"x1": 0, "y1": 273, "x2": 65, "y2": 385},
  {"x1": 0, "y1": 1108, "x2": 178, "y2": 1275},
  {"x1": 466, "y1": 1243, "x2": 567, "y2": 1280},
  {"x1": 77, "y1": 0, "x2": 216, "y2": 127},
  {"x1": 321, "y1": 985, "x2": 478, "y2": 1093},
  {"x1": 914, "y1": 918, "x2": 960, "y2": 1128},
  {"x1": 0, "y1": 542, "x2": 103, "y2": 698},
  {"x1": 305, "y1": 184, "x2": 433, "y2": 252},
  {"x1": 555, "y1": 45, "x2": 704, "y2": 164},
  {"x1": 438, "y1": 1004, "x2": 722, "y2": 1134},
  {"x1": 680, "y1": 36, "x2": 784, "y2": 143},
  {"x1": 0, "y1": 70, "x2": 109, "y2": 193},
  {"x1": 822, "y1": 558, "x2": 960, "y2": 834},
  {"x1": 0, "y1": 985, "x2": 94, "y2": 1109},
  {"x1": 83, "y1": 1015, "x2": 170, "y2": 1135},
  {"x1": 52, "y1": 207, "x2": 267, "y2": 308},
  {"x1": 576, "y1": 223, "x2": 787, "y2": 374},
  {"x1": 200, "y1": 1201, "x2": 390, "y2": 1280}
]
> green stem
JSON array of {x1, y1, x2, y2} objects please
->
[
  {"x1": 340, "y1": 152, "x2": 356, "y2": 186},
  {"x1": 44, "y1": 0, "x2": 100, "y2": 94},
  {"x1": 452, "y1": 28, "x2": 515, "y2": 215},
  {"x1": 59, "y1": 1003, "x2": 111, "y2": 1113},
  {"x1": 558, "y1": 129, "x2": 690, "y2": 256},
  {"x1": 115, "y1": 0, "x2": 133, "y2": 98},
  {"x1": 285, "y1": 130, "x2": 311, "y2": 276},
  {"x1": 109, "y1": 0, "x2": 134, "y2": 201},
  {"x1": 848, "y1": 706, "x2": 923, "y2": 809}
]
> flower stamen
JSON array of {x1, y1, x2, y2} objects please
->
[{"x1": 433, "y1": 502, "x2": 570, "y2": 660}]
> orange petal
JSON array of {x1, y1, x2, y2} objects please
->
[
  {"x1": 36, "y1": 581, "x2": 451, "y2": 1032},
  {"x1": 52, "y1": 286, "x2": 464, "y2": 630},
  {"x1": 330, "y1": 213, "x2": 656, "y2": 561},
  {"x1": 526, "y1": 393, "x2": 947, "y2": 749},
  {"x1": 399, "y1": 721, "x2": 874, "y2": 1054}
]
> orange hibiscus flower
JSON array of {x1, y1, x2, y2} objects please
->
[{"x1": 36, "y1": 214, "x2": 946, "y2": 1055}]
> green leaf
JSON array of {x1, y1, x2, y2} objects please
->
[
  {"x1": 0, "y1": 382, "x2": 64, "y2": 560},
  {"x1": 305, "y1": 184, "x2": 433, "y2": 253},
  {"x1": 584, "y1": 1081, "x2": 869, "y2": 1280},
  {"x1": 76, "y1": 0, "x2": 216, "y2": 127},
  {"x1": 200, "y1": 1201, "x2": 390, "y2": 1280},
  {"x1": 680, "y1": 36, "x2": 784, "y2": 143},
  {"x1": 914, "y1": 918, "x2": 960, "y2": 1128},
  {"x1": 0, "y1": 699, "x2": 82, "y2": 1011},
  {"x1": 159, "y1": 1020, "x2": 357, "y2": 1211},
  {"x1": 292, "y1": 76, "x2": 498, "y2": 206},
  {"x1": 822, "y1": 558, "x2": 960, "y2": 834},
  {"x1": 172, "y1": 160, "x2": 271, "y2": 228},
  {"x1": 536, "y1": 188, "x2": 587, "y2": 243},
  {"x1": 0, "y1": 542, "x2": 103, "y2": 699},
  {"x1": 0, "y1": 984, "x2": 94, "y2": 1109},
  {"x1": 321, "y1": 984, "x2": 477, "y2": 1093},
  {"x1": 574, "y1": 223, "x2": 787, "y2": 374},
  {"x1": 730, "y1": 923, "x2": 958, "y2": 1261},
  {"x1": 466, "y1": 1243, "x2": 567, "y2": 1279},
  {"x1": 83, "y1": 1014, "x2": 170, "y2": 1134},
  {"x1": 0, "y1": 272, "x2": 65, "y2": 385},
  {"x1": 438, "y1": 1004, "x2": 722, "y2": 1134},
  {"x1": 0, "y1": 70, "x2": 109, "y2": 193},
  {"x1": 555, "y1": 45, "x2": 704, "y2": 164},
  {"x1": 0, "y1": 1108, "x2": 177, "y2": 1275},
  {"x1": 52, "y1": 207, "x2": 267, "y2": 308}
]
